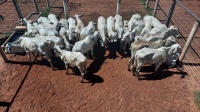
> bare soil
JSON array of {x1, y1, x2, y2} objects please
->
[{"x1": 0, "y1": 0, "x2": 199, "y2": 112}]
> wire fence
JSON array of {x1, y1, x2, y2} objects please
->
[{"x1": 147, "y1": 0, "x2": 200, "y2": 90}]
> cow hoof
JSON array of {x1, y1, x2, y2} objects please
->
[{"x1": 128, "y1": 68, "x2": 131, "y2": 71}]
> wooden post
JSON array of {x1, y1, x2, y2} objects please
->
[
  {"x1": 153, "y1": 0, "x2": 160, "y2": 17},
  {"x1": 116, "y1": 0, "x2": 121, "y2": 15},
  {"x1": 32, "y1": 0, "x2": 39, "y2": 12},
  {"x1": 165, "y1": 0, "x2": 176, "y2": 27},
  {"x1": 62, "y1": 0, "x2": 68, "y2": 19},
  {"x1": 12, "y1": 0, "x2": 23, "y2": 20},
  {"x1": 0, "y1": 45, "x2": 8, "y2": 63},
  {"x1": 146, "y1": 0, "x2": 149, "y2": 8},
  {"x1": 179, "y1": 21, "x2": 200, "y2": 62}
]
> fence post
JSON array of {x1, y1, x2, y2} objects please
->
[
  {"x1": 0, "y1": 46, "x2": 8, "y2": 63},
  {"x1": 153, "y1": 0, "x2": 160, "y2": 17},
  {"x1": 12, "y1": 0, "x2": 23, "y2": 20},
  {"x1": 179, "y1": 21, "x2": 200, "y2": 62},
  {"x1": 62, "y1": 0, "x2": 68, "y2": 19},
  {"x1": 116, "y1": 0, "x2": 121, "y2": 15},
  {"x1": 165, "y1": 0, "x2": 176, "y2": 27},
  {"x1": 32, "y1": 0, "x2": 39, "y2": 12},
  {"x1": 146, "y1": 0, "x2": 150, "y2": 8}
]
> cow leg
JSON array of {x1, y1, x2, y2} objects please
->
[
  {"x1": 128, "y1": 56, "x2": 134, "y2": 71},
  {"x1": 90, "y1": 49, "x2": 96, "y2": 60},
  {"x1": 45, "y1": 53, "x2": 54, "y2": 70},
  {"x1": 154, "y1": 61, "x2": 162, "y2": 77},
  {"x1": 78, "y1": 66, "x2": 84, "y2": 83},
  {"x1": 135, "y1": 61, "x2": 142, "y2": 81},
  {"x1": 65, "y1": 63, "x2": 69, "y2": 74},
  {"x1": 27, "y1": 52, "x2": 32, "y2": 62}
]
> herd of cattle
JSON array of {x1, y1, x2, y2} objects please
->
[{"x1": 4, "y1": 13, "x2": 182, "y2": 81}]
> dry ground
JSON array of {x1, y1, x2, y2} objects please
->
[{"x1": 0, "y1": 0, "x2": 199, "y2": 111}]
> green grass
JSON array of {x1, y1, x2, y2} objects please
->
[
  {"x1": 0, "y1": 32, "x2": 12, "y2": 38},
  {"x1": 140, "y1": 0, "x2": 153, "y2": 15},
  {"x1": 40, "y1": 0, "x2": 57, "y2": 17},
  {"x1": 41, "y1": 7, "x2": 51, "y2": 17},
  {"x1": 195, "y1": 91, "x2": 200, "y2": 107}
]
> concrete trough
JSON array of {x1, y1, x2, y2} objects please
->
[{"x1": 0, "y1": 31, "x2": 25, "y2": 63}]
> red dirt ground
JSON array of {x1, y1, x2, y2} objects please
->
[{"x1": 0, "y1": 0, "x2": 199, "y2": 112}]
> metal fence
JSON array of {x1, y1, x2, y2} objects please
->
[
  {"x1": 146, "y1": 0, "x2": 200, "y2": 90},
  {"x1": 146, "y1": 0, "x2": 200, "y2": 61}
]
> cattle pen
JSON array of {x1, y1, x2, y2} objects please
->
[{"x1": 0, "y1": 0, "x2": 200, "y2": 111}]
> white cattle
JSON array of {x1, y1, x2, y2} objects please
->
[
  {"x1": 139, "y1": 16, "x2": 153, "y2": 36},
  {"x1": 122, "y1": 20, "x2": 145, "y2": 50},
  {"x1": 166, "y1": 43, "x2": 182, "y2": 68},
  {"x1": 33, "y1": 23, "x2": 58, "y2": 36},
  {"x1": 59, "y1": 27, "x2": 73, "y2": 51},
  {"x1": 133, "y1": 47, "x2": 170, "y2": 80},
  {"x1": 72, "y1": 31, "x2": 100, "y2": 59},
  {"x1": 131, "y1": 20, "x2": 145, "y2": 37},
  {"x1": 37, "y1": 16, "x2": 51, "y2": 25},
  {"x1": 107, "y1": 16, "x2": 118, "y2": 42},
  {"x1": 114, "y1": 15, "x2": 124, "y2": 39},
  {"x1": 139, "y1": 25, "x2": 179, "y2": 42},
  {"x1": 67, "y1": 18, "x2": 77, "y2": 44},
  {"x1": 22, "y1": 18, "x2": 38, "y2": 36},
  {"x1": 5, "y1": 37, "x2": 54, "y2": 69},
  {"x1": 58, "y1": 18, "x2": 69, "y2": 30},
  {"x1": 48, "y1": 13, "x2": 58, "y2": 26},
  {"x1": 54, "y1": 46, "x2": 87, "y2": 82},
  {"x1": 128, "y1": 36, "x2": 177, "y2": 70},
  {"x1": 97, "y1": 16, "x2": 107, "y2": 47},
  {"x1": 120, "y1": 30, "x2": 134, "y2": 57},
  {"x1": 37, "y1": 35, "x2": 65, "y2": 50},
  {"x1": 128, "y1": 14, "x2": 142, "y2": 31},
  {"x1": 79, "y1": 21, "x2": 96, "y2": 40},
  {"x1": 74, "y1": 14, "x2": 84, "y2": 39}
]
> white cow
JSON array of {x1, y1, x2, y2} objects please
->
[
  {"x1": 79, "y1": 21, "x2": 96, "y2": 40},
  {"x1": 114, "y1": 14, "x2": 124, "y2": 39},
  {"x1": 5, "y1": 37, "x2": 54, "y2": 69},
  {"x1": 37, "y1": 16, "x2": 51, "y2": 25},
  {"x1": 97, "y1": 16, "x2": 107, "y2": 47},
  {"x1": 107, "y1": 16, "x2": 118, "y2": 42},
  {"x1": 138, "y1": 25, "x2": 179, "y2": 42},
  {"x1": 72, "y1": 31, "x2": 100, "y2": 59},
  {"x1": 67, "y1": 18, "x2": 77, "y2": 44},
  {"x1": 33, "y1": 22, "x2": 58, "y2": 36},
  {"x1": 59, "y1": 27, "x2": 73, "y2": 51},
  {"x1": 166, "y1": 43, "x2": 182, "y2": 68},
  {"x1": 128, "y1": 14, "x2": 142, "y2": 31},
  {"x1": 48, "y1": 13, "x2": 58, "y2": 27},
  {"x1": 54, "y1": 46, "x2": 87, "y2": 82},
  {"x1": 74, "y1": 14, "x2": 84, "y2": 39},
  {"x1": 134, "y1": 47, "x2": 170, "y2": 80},
  {"x1": 59, "y1": 18, "x2": 69, "y2": 30},
  {"x1": 128, "y1": 36, "x2": 177, "y2": 70}
]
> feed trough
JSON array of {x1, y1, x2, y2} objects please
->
[{"x1": 0, "y1": 31, "x2": 25, "y2": 62}]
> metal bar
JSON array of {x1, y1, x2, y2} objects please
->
[
  {"x1": 0, "y1": 0, "x2": 7, "y2": 5},
  {"x1": 116, "y1": 0, "x2": 121, "y2": 15},
  {"x1": 46, "y1": 0, "x2": 50, "y2": 7},
  {"x1": 165, "y1": 0, "x2": 176, "y2": 27},
  {"x1": 32, "y1": 0, "x2": 39, "y2": 12},
  {"x1": 12, "y1": 0, "x2": 23, "y2": 20},
  {"x1": 175, "y1": 0, "x2": 200, "y2": 22},
  {"x1": 179, "y1": 21, "x2": 200, "y2": 61},
  {"x1": 62, "y1": 0, "x2": 68, "y2": 19},
  {"x1": 146, "y1": 0, "x2": 150, "y2": 8},
  {"x1": 153, "y1": 0, "x2": 160, "y2": 17}
]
